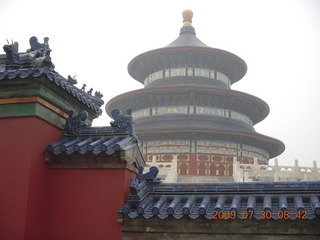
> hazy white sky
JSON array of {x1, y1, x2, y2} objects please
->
[{"x1": 1, "y1": 0, "x2": 319, "y2": 167}]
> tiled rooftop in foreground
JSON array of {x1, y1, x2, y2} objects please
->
[{"x1": 119, "y1": 167, "x2": 320, "y2": 220}]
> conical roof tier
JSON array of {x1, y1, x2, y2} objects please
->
[
  {"x1": 106, "y1": 10, "x2": 284, "y2": 179},
  {"x1": 127, "y1": 10, "x2": 247, "y2": 85}
]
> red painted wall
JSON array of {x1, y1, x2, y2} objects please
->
[
  {"x1": 0, "y1": 116, "x2": 136, "y2": 240},
  {"x1": 45, "y1": 168, "x2": 136, "y2": 240},
  {"x1": 0, "y1": 117, "x2": 61, "y2": 240}
]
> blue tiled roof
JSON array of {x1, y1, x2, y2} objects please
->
[
  {"x1": 0, "y1": 68, "x2": 103, "y2": 114},
  {"x1": 47, "y1": 126, "x2": 137, "y2": 156},
  {"x1": 119, "y1": 168, "x2": 320, "y2": 220},
  {"x1": 46, "y1": 108, "x2": 145, "y2": 169}
]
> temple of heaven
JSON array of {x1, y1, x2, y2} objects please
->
[{"x1": 106, "y1": 10, "x2": 285, "y2": 179}]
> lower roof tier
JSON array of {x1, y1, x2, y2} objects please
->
[
  {"x1": 106, "y1": 86, "x2": 269, "y2": 125},
  {"x1": 133, "y1": 119, "x2": 285, "y2": 159}
]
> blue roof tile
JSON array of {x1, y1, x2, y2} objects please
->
[
  {"x1": 119, "y1": 167, "x2": 320, "y2": 220},
  {"x1": 47, "y1": 108, "x2": 139, "y2": 159},
  {"x1": 47, "y1": 134, "x2": 136, "y2": 156}
]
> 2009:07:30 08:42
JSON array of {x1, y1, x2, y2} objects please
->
[{"x1": 212, "y1": 210, "x2": 307, "y2": 220}]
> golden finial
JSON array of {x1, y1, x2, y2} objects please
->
[{"x1": 182, "y1": 9, "x2": 193, "y2": 26}]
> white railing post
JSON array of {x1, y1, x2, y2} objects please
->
[
  {"x1": 294, "y1": 159, "x2": 299, "y2": 180},
  {"x1": 274, "y1": 173, "x2": 280, "y2": 182},
  {"x1": 313, "y1": 161, "x2": 318, "y2": 179}
]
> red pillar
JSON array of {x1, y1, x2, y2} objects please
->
[{"x1": 189, "y1": 153, "x2": 197, "y2": 175}]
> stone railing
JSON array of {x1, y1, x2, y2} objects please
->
[
  {"x1": 145, "y1": 156, "x2": 320, "y2": 183},
  {"x1": 233, "y1": 158, "x2": 320, "y2": 182}
]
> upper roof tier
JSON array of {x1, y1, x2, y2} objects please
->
[{"x1": 128, "y1": 10, "x2": 247, "y2": 85}]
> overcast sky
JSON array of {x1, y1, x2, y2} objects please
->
[{"x1": 1, "y1": 0, "x2": 319, "y2": 167}]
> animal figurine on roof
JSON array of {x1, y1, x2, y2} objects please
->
[
  {"x1": 137, "y1": 166, "x2": 160, "y2": 183},
  {"x1": 27, "y1": 36, "x2": 51, "y2": 58},
  {"x1": 64, "y1": 110, "x2": 88, "y2": 134},
  {"x1": 110, "y1": 108, "x2": 133, "y2": 134},
  {"x1": 67, "y1": 75, "x2": 78, "y2": 85},
  {"x1": 3, "y1": 40, "x2": 20, "y2": 67}
]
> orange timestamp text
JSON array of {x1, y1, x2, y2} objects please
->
[{"x1": 212, "y1": 210, "x2": 308, "y2": 220}]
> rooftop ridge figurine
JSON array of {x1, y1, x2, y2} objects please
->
[
  {"x1": 64, "y1": 110, "x2": 89, "y2": 134},
  {"x1": 110, "y1": 108, "x2": 134, "y2": 135},
  {"x1": 27, "y1": 36, "x2": 51, "y2": 58},
  {"x1": 128, "y1": 166, "x2": 161, "y2": 208},
  {"x1": 67, "y1": 75, "x2": 78, "y2": 85},
  {"x1": 94, "y1": 91, "x2": 103, "y2": 99},
  {"x1": 1, "y1": 36, "x2": 53, "y2": 70},
  {"x1": 136, "y1": 166, "x2": 160, "y2": 183},
  {"x1": 3, "y1": 40, "x2": 20, "y2": 66}
]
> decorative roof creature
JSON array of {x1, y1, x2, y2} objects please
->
[{"x1": 64, "y1": 110, "x2": 89, "y2": 134}]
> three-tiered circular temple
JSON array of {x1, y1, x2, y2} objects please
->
[{"x1": 106, "y1": 10, "x2": 285, "y2": 178}]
